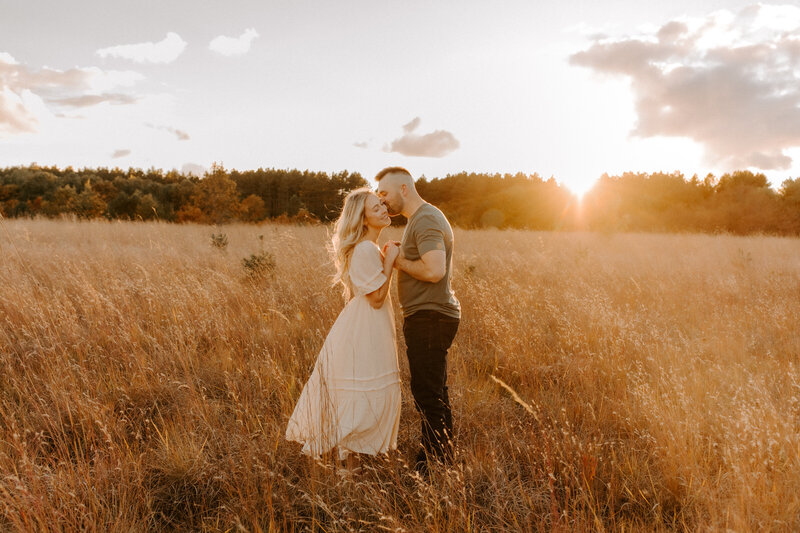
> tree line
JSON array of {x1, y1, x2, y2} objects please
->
[
  {"x1": 580, "y1": 171, "x2": 800, "y2": 235},
  {"x1": 1, "y1": 164, "x2": 799, "y2": 235},
  {"x1": 0, "y1": 164, "x2": 366, "y2": 224},
  {"x1": 416, "y1": 170, "x2": 800, "y2": 235}
]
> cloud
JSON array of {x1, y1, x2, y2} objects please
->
[
  {"x1": 96, "y1": 32, "x2": 187, "y2": 64},
  {"x1": 146, "y1": 122, "x2": 190, "y2": 141},
  {"x1": 384, "y1": 118, "x2": 460, "y2": 157},
  {"x1": 402, "y1": 117, "x2": 421, "y2": 133},
  {"x1": 49, "y1": 93, "x2": 138, "y2": 107},
  {"x1": 172, "y1": 128, "x2": 190, "y2": 141},
  {"x1": 80, "y1": 68, "x2": 144, "y2": 92},
  {"x1": 353, "y1": 141, "x2": 369, "y2": 149},
  {"x1": 111, "y1": 149, "x2": 131, "y2": 158},
  {"x1": 208, "y1": 28, "x2": 259, "y2": 56},
  {"x1": 181, "y1": 163, "x2": 205, "y2": 177},
  {"x1": 0, "y1": 86, "x2": 39, "y2": 134},
  {"x1": 0, "y1": 52, "x2": 142, "y2": 136},
  {"x1": 570, "y1": 4, "x2": 800, "y2": 170}
]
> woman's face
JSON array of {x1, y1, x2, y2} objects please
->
[{"x1": 363, "y1": 193, "x2": 391, "y2": 230}]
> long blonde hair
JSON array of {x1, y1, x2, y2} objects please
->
[{"x1": 330, "y1": 187, "x2": 375, "y2": 300}]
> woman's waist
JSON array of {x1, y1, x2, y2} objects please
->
[{"x1": 316, "y1": 369, "x2": 401, "y2": 390}]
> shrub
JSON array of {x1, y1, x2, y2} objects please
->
[
  {"x1": 210, "y1": 233, "x2": 228, "y2": 251},
  {"x1": 242, "y1": 250, "x2": 276, "y2": 280}
]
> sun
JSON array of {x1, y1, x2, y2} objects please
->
[{"x1": 565, "y1": 178, "x2": 597, "y2": 200}]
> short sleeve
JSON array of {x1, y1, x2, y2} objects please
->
[
  {"x1": 349, "y1": 242, "x2": 387, "y2": 295},
  {"x1": 415, "y1": 214, "x2": 446, "y2": 256}
]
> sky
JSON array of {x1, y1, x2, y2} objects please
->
[{"x1": 2, "y1": 0, "x2": 800, "y2": 195}]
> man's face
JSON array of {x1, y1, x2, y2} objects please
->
[{"x1": 376, "y1": 174, "x2": 405, "y2": 216}]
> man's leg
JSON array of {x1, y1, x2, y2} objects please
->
[
  {"x1": 404, "y1": 311, "x2": 459, "y2": 467},
  {"x1": 441, "y1": 374, "x2": 453, "y2": 452},
  {"x1": 434, "y1": 315, "x2": 458, "y2": 462},
  {"x1": 403, "y1": 312, "x2": 440, "y2": 466}
]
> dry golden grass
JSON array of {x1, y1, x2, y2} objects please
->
[{"x1": 0, "y1": 218, "x2": 799, "y2": 531}]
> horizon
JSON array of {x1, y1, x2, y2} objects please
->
[{"x1": 1, "y1": 161, "x2": 790, "y2": 198}]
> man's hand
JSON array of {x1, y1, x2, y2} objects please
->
[{"x1": 382, "y1": 240, "x2": 401, "y2": 256}]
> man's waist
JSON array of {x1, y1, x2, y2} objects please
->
[
  {"x1": 401, "y1": 301, "x2": 461, "y2": 319},
  {"x1": 405, "y1": 308, "x2": 460, "y2": 319}
]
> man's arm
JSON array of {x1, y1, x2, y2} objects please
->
[{"x1": 395, "y1": 249, "x2": 446, "y2": 283}]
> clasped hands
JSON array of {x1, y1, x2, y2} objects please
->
[{"x1": 382, "y1": 240, "x2": 402, "y2": 268}]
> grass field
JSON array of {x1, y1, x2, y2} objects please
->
[{"x1": 1, "y1": 218, "x2": 799, "y2": 531}]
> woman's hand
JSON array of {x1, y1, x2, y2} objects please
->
[
  {"x1": 383, "y1": 241, "x2": 400, "y2": 266},
  {"x1": 367, "y1": 242, "x2": 399, "y2": 310}
]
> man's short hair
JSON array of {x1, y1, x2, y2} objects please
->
[{"x1": 375, "y1": 166, "x2": 412, "y2": 182}]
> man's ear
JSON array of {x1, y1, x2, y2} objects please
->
[{"x1": 400, "y1": 183, "x2": 407, "y2": 196}]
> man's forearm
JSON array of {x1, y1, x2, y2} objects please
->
[{"x1": 396, "y1": 255, "x2": 439, "y2": 283}]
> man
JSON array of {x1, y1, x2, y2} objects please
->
[{"x1": 375, "y1": 166, "x2": 460, "y2": 475}]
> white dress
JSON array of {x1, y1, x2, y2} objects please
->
[{"x1": 285, "y1": 240, "x2": 401, "y2": 459}]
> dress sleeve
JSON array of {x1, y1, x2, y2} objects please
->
[{"x1": 349, "y1": 242, "x2": 387, "y2": 296}]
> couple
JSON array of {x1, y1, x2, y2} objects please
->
[{"x1": 285, "y1": 166, "x2": 460, "y2": 475}]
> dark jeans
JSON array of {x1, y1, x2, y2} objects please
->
[{"x1": 403, "y1": 310, "x2": 459, "y2": 464}]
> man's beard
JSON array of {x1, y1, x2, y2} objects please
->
[{"x1": 386, "y1": 200, "x2": 402, "y2": 216}]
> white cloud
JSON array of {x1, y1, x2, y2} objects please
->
[
  {"x1": 0, "y1": 52, "x2": 18, "y2": 65},
  {"x1": 208, "y1": 28, "x2": 259, "y2": 56},
  {"x1": 81, "y1": 68, "x2": 145, "y2": 92},
  {"x1": 96, "y1": 32, "x2": 187, "y2": 64},
  {"x1": 750, "y1": 4, "x2": 800, "y2": 33},
  {"x1": 570, "y1": 3, "x2": 800, "y2": 170},
  {"x1": 111, "y1": 149, "x2": 131, "y2": 158},
  {"x1": 0, "y1": 86, "x2": 38, "y2": 134}
]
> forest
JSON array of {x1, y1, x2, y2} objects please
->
[{"x1": 1, "y1": 164, "x2": 799, "y2": 235}]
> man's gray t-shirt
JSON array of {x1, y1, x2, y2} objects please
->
[{"x1": 398, "y1": 203, "x2": 461, "y2": 318}]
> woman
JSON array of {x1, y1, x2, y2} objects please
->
[{"x1": 285, "y1": 188, "x2": 401, "y2": 462}]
